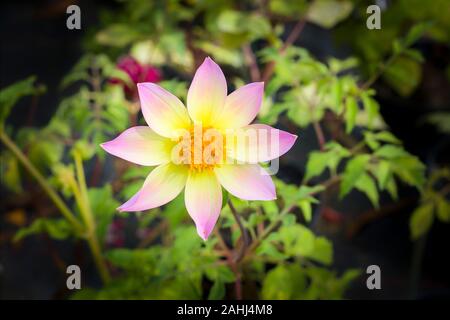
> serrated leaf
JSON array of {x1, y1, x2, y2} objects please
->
[
  {"x1": 355, "y1": 173, "x2": 379, "y2": 207},
  {"x1": 340, "y1": 155, "x2": 371, "y2": 198}
]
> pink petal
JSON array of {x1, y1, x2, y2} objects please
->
[
  {"x1": 118, "y1": 163, "x2": 188, "y2": 212},
  {"x1": 185, "y1": 170, "x2": 222, "y2": 240},
  {"x1": 217, "y1": 82, "x2": 264, "y2": 129},
  {"x1": 101, "y1": 126, "x2": 173, "y2": 166},
  {"x1": 227, "y1": 124, "x2": 297, "y2": 163},
  {"x1": 187, "y1": 57, "x2": 227, "y2": 126},
  {"x1": 137, "y1": 82, "x2": 191, "y2": 138},
  {"x1": 215, "y1": 164, "x2": 276, "y2": 200}
]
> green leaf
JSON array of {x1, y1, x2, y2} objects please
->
[
  {"x1": 361, "y1": 93, "x2": 379, "y2": 128},
  {"x1": 390, "y1": 156, "x2": 426, "y2": 189},
  {"x1": 205, "y1": 264, "x2": 235, "y2": 283},
  {"x1": 374, "y1": 145, "x2": 410, "y2": 159},
  {"x1": 1, "y1": 153, "x2": 22, "y2": 193},
  {"x1": 305, "y1": 151, "x2": 329, "y2": 181},
  {"x1": 340, "y1": 155, "x2": 371, "y2": 198},
  {"x1": 261, "y1": 264, "x2": 307, "y2": 300},
  {"x1": 355, "y1": 173, "x2": 379, "y2": 207},
  {"x1": 298, "y1": 199, "x2": 312, "y2": 222},
  {"x1": 344, "y1": 96, "x2": 358, "y2": 133},
  {"x1": 0, "y1": 76, "x2": 45, "y2": 128},
  {"x1": 256, "y1": 241, "x2": 286, "y2": 261},
  {"x1": 426, "y1": 112, "x2": 450, "y2": 134},
  {"x1": 14, "y1": 218, "x2": 73, "y2": 242},
  {"x1": 374, "y1": 160, "x2": 391, "y2": 190},
  {"x1": 386, "y1": 176, "x2": 398, "y2": 200},
  {"x1": 88, "y1": 185, "x2": 120, "y2": 240},
  {"x1": 307, "y1": 0, "x2": 353, "y2": 29},
  {"x1": 96, "y1": 24, "x2": 142, "y2": 47},
  {"x1": 308, "y1": 237, "x2": 333, "y2": 265},
  {"x1": 403, "y1": 49, "x2": 424, "y2": 63},
  {"x1": 374, "y1": 131, "x2": 402, "y2": 144},
  {"x1": 410, "y1": 202, "x2": 434, "y2": 239},
  {"x1": 404, "y1": 22, "x2": 432, "y2": 47},
  {"x1": 435, "y1": 196, "x2": 450, "y2": 223},
  {"x1": 383, "y1": 57, "x2": 422, "y2": 97},
  {"x1": 208, "y1": 281, "x2": 225, "y2": 300}
]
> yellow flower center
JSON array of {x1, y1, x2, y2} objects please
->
[{"x1": 172, "y1": 125, "x2": 226, "y2": 171}]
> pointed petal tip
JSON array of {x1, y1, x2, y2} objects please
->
[
  {"x1": 99, "y1": 141, "x2": 113, "y2": 153},
  {"x1": 197, "y1": 227, "x2": 212, "y2": 241}
]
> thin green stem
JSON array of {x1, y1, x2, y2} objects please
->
[
  {"x1": 73, "y1": 152, "x2": 95, "y2": 229},
  {"x1": 0, "y1": 131, "x2": 83, "y2": 232},
  {"x1": 72, "y1": 151, "x2": 111, "y2": 284}
]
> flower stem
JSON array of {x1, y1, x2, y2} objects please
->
[
  {"x1": 228, "y1": 199, "x2": 249, "y2": 263},
  {"x1": 73, "y1": 151, "x2": 111, "y2": 284},
  {"x1": 227, "y1": 199, "x2": 250, "y2": 300},
  {"x1": 0, "y1": 131, "x2": 83, "y2": 232}
]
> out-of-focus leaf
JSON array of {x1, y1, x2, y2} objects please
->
[
  {"x1": 383, "y1": 57, "x2": 422, "y2": 97},
  {"x1": 14, "y1": 218, "x2": 73, "y2": 242},
  {"x1": 0, "y1": 76, "x2": 45, "y2": 128},
  {"x1": 96, "y1": 24, "x2": 142, "y2": 47},
  {"x1": 1, "y1": 153, "x2": 22, "y2": 193},
  {"x1": 344, "y1": 96, "x2": 358, "y2": 133},
  {"x1": 88, "y1": 185, "x2": 120, "y2": 240},
  {"x1": 307, "y1": 0, "x2": 353, "y2": 29},
  {"x1": 340, "y1": 154, "x2": 370, "y2": 198},
  {"x1": 261, "y1": 264, "x2": 307, "y2": 300},
  {"x1": 410, "y1": 202, "x2": 434, "y2": 239},
  {"x1": 208, "y1": 280, "x2": 225, "y2": 300},
  {"x1": 436, "y1": 196, "x2": 450, "y2": 223},
  {"x1": 355, "y1": 173, "x2": 379, "y2": 207}
]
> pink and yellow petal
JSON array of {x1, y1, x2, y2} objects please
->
[
  {"x1": 138, "y1": 82, "x2": 191, "y2": 138},
  {"x1": 118, "y1": 163, "x2": 188, "y2": 212},
  {"x1": 215, "y1": 164, "x2": 276, "y2": 200},
  {"x1": 187, "y1": 57, "x2": 227, "y2": 126},
  {"x1": 216, "y1": 82, "x2": 264, "y2": 129},
  {"x1": 184, "y1": 170, "x2": 222, "y2": 240},
  {"x1": 227, "y1": 124, "x2": 297, "y2": 163},
  {"x1": 100, "y1": 126, "x2": 174, "y2": 166}
]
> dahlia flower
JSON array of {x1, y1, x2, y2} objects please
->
[{"x1": 101, "y1": 57, "x2": 297, "y2": 240}]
